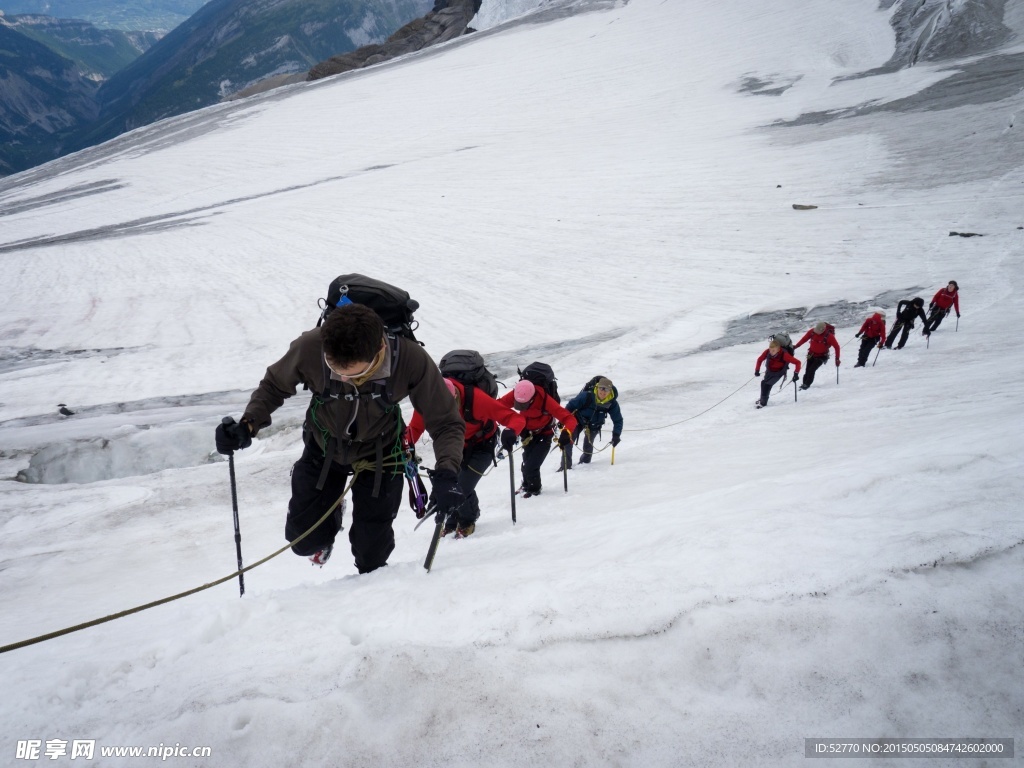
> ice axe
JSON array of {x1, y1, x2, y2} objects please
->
[{"x1": 499, "y1": 449, "x2": 517, "y2": 525}]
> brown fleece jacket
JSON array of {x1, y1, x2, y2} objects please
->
[{"x1": 242, "y1": 330, "x2": 464, "y2": 475}]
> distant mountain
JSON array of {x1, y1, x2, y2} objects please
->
[
  {"x1": 0, "y1": 0, "x2": 207, "y2": 31},
  {"x1": 73, "y1": 0, "x2": 432, "y2": 152},
  {"x1": 3, "y1": 14, "x2": 160, "y2": 78},
  {"x1": 0, "y1": 20, "x2": 99, "y2": 174}
]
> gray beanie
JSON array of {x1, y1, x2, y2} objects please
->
[{"x1": 813, "y1": 321, "x2": 827, "y2": 334}]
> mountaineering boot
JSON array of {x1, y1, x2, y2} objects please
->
[
  {"x1": 455, "y1": 522, "x2": 475, "y2": 539},
  {"x1": 441, "y1": 516, "x2": 458, "y2": 537},
  {"x1": 799, "y1": 384, "x2": 810, "y2": 391},
  {"x1": 557, "y1": 456, "x2": 573, "y2": 472},
  {"x1": 310, "y1": 544, "x2": 333, "y2": 567}
]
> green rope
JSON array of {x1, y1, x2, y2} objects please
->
[
  {"x1": 0, "y1": 469, "x2": 368, "y2": 655},
  {"x1": 309, "y1": 395, "x2": 332, "y2": 457},
  {"x1": 385, "y1": 417, "x2": 407, "y2": 478}
]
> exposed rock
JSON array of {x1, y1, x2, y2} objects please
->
[
  {"x1": 949, "y1": 231, "x2": 983, "y2": 237},
  {"x1": 880, "y1": 0, "x2": 1012, "y2": 70},
  {"x1": 792, "y1": 204, "x2": 818, "y2": 210},
  {"x1": 308, "y1": 0, "x2": 481, "y2": 81},
  {"x1": 228, "y1": 71, "x2": 307, "y2": 100},
  {"x1": 737, "y1": 73, "x2": 802, "y2": 97}
]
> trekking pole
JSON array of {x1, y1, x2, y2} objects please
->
[
  {"x1": 836, "y1": 366, "x2": 840, "y2": 386},
  {"x1": 872, "y1": 346, "x2": 881, "y2": 367},
  {"x1": 927, "y1": 333, "x2": 931, "y2": 349},
  {"x1": 223, "y1": 420, "x2": 245, "y2": 597},
  {"x1": 956, "y1": 316, "x2": 959, "y2": 332},
  {"x1": 794, "y1": 380, "x2": 798, "y2": 403},
  {"x1": 611, "y1": 446, "x2": 616, "y2": 465},
  {"x1": 562, "y1": 447, "x2": 569, "y2": 493}
]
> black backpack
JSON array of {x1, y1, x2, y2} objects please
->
[
  {"x1": 313, "y1": 274, "x2": 418, "y2": 405},
  {"x1": 440, "y1": 349, "x2": 500, "y2": 444},
  {"x1": 318, "y1": 274, "x2": 420, "y2": 343},
  {"x1": 439, "y1": 350, "x2": 499, "y2": 398},
  {"x1": 519, "y1": 362, "x2": 560, "y2": 404}
]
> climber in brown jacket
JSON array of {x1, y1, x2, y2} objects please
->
[{"x1": 216, "y1": 304, "x2": 464, "y2": 573}]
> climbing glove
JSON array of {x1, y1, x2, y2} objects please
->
[
  {"x1": 429, "y1": 469, "x2": 464, "y2": 513},
  {"x1": 500, "y1": 428, "x2": 517, "y2": 454},
  {"x1": 216, "y1": 416, "x2": 252, "y2": 455}
]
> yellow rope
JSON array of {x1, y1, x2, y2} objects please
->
[{"x1": 0, "y1": 472, "x2": 362, "y2": 655}]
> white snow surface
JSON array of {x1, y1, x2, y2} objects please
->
[{"x1": 1, "y1": 0, "x2": 1023, "y2": 765}]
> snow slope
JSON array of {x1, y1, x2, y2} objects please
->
[{"x1": 1, "y1": 0, "x2": 1022, "y2": 765}]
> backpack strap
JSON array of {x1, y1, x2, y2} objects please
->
[
  {"x1": 460, "y1": 383, "x2": 497, "y2": 447},
  {"x1": 462, "y1": 383, "x2": 478, "y2": 425},
  {"x1": 313, "y1": 334, "x2": 403, "y2": 495}
]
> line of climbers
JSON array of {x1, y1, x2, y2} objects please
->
[
  {"x1": 212, "y1": 275, "x2": 959, "y2": 572},
  {"x1": 213, "y1": 275, "x2": 624, "y2": 574},
  {"x1": 753, "y1": 280, "x2": 961, "y2": 409}
]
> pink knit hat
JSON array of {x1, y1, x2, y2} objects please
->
[
  {"x1": 513, "y1": 380, "x2": 536, "y2": 410},
  {"x1": 443, "y1": 377, "x2": 458, "y2": 398}
]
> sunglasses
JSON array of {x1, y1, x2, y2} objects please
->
[{"x1": 325, "y1": 355, "x2": 375, "y2": 379}]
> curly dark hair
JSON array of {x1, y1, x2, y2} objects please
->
[{"x1": 320, "y1": 304, "x2": 384, "y2": 365}]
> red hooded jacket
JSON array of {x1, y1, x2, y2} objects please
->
[
  {"x1": 795, "y1": 326, "x2": 841, "y2": 362},
  {"x1": 858, "y1": 313, "x2": 887, "y2": 345},
  {"x1": 406, "y1": 379, "x2": 526, "y2": 446},
  {"x1": 755, "y1": 348, "x2": 802, "y2": 375},
  {"x1": 497, "y1": 387, "x2": 578, "y2": 436},
  {"x1": 931, "y1": 287, "x2": 960, "y2": 314}
]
